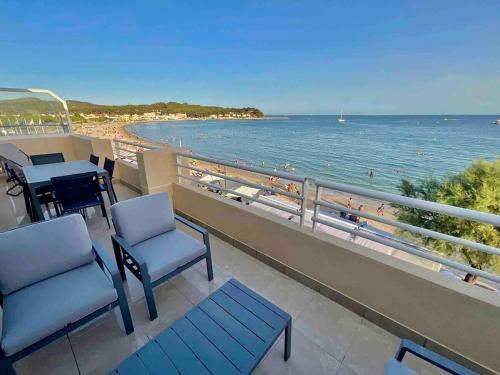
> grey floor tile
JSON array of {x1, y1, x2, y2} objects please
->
[
  {"x1": 13, "y1": 337, "x2": 79, "y2": 375},
  {"x1": 69, "y1": 313, "x2": 149, "y2": 375},
  {"x1": 336, "y1": 362, "x2": 360, "y2": 375},
  {"x1": 171, "y1": 263, "x2": 230, "y2": 304},
  {"x1": 295, "y1": 291, "x2": 363, "y2": 361},
  {"x1": 261, "y1": 275, "x2": 316, "y2": 318},
  {"x1": 342, "y1": 319, "x2": 400, "y2": 375},
  {"x1": 259, "y1": 328, "x2": 341, "y2": 375}
]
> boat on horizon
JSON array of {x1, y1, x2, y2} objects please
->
[
  {"x1": 337, "y1": 110, "x2": 345, "y2": 123},
  {"x1": 494, "y1": 119, "x2": 500, "y2": 125}
]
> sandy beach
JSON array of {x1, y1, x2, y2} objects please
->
[{"x1": 74, "y1": 120, "x2": 397, "y2": 233}]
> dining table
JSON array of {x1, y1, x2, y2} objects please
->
[{"x1": 22, "y1": 160, "x2": 115, "y2": 221}]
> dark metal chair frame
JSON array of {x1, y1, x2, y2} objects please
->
[
  {"x1": 0, "y1": 241, "x2": 134, "y2": 375},
  {"x1": 30, "y1": 152, "x2": 65, "y2": 165},
  {"x1": 51, "y1": 171, "x2": 110, "y2": 228},
  {"x1": 6, "y1": 163, "x2": 60, "y2": 220},
  {"x1": 111, "y1": 215, "x2": 213, "y2": 320},
  {"x1": 4, "y1": 163, "x2": 23, "y2": 197},
  {"x1": 100, "y1": 157, "x2": 118, "y2": 202},
  {"x1": 395, "y1": 339, "x2": 477, "y2": 375}
]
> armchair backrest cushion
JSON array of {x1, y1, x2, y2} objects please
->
[
  {"x1": 111, "y1": 192, "x2": 176, "y2": 246},
  {"x1": 0, "y1": 214, "x2": 94, "y2": 295}
]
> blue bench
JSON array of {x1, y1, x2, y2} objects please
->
[{"x1": 108, "y1": 279, "x2": 292, "y2": 374}]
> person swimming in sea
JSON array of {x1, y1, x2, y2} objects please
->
[{"x1": 369, "y1": 169, "x2": 375, "y2": 179}]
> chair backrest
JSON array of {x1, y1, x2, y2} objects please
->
[
  {"x1": 31, "y1": 152, "x2": 65, "y2": 165},
  {"x1": 51, "y1": 172, "x2": 101, "y2": 211},
  {"x1": 89, "y1": 154, "x2": 99, "y2": 166},
  {"x1": 111, "y1": 192, "x2": 176, "y2": 246},
  {"x1": 103, "y1": 157, "x2": 115, "y2": 178},
  {"x1": 0, "y1": 214, "x2": 95, "y2": 295}
]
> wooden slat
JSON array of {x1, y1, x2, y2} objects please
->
[
  {"x1": 187, "y1": 307, "x2": 255, "y2": 373},
  {"x1": 172, "y1": 318, "x2": 240, "y2": 375},
  {"x1": 229, "y1": 279, "x2": 290, "y2": 321},
  {"x1": 115, "y1": 354, "x2": 149, "y2": 375},
  {"x1": 155, "y1": 328, "x2": 210, "y2": 375},
  {"x1": 199, "y1": 299, "x2": 266, "y2": 356},
  {"x1": 137, "y1": 340, "x2": 179, "y2": 375},
  {"x1": 221, "y1": 283, "x2": 287, "y2": 330},
  {"x1": 211, "y1": 291, "x2": 275, "y2": 341}
]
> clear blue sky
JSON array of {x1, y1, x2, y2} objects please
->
[{"x1": 1, "y1": 1, "x2": 499, "y2": 115}]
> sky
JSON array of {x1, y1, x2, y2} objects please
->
[{"x1": 1, "y1": 0, "x2": 500, "y2": 115}]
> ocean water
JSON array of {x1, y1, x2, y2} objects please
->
[{"x1": 128, "y1": 115, "x2": 500, "y2": 193}]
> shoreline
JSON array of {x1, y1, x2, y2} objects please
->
[{"x1": 74, "y1": 119, "x2": 398, "y2": 233}]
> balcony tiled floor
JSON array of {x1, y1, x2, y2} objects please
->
[{"x1": 0, "y1": 176, "x2": 444, "y2": 375}]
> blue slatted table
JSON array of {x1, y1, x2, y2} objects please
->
[{"x1": 108, "y1": 279, "x2": 292, "y2": 375}]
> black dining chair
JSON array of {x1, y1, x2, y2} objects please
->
[
  {"x1": 89, "y1": 154, "x2": 99, "y2": 166},
  {"x1": 30, "y1": 153, "x2": 65, "y2": 165},
  {"x1": 51, "y1": 172, "x2": 110, "y2": 228},
  {"x1": 4, "y1": 163, "x2": 23, "y2": 197},
  {"x1": 7, "y1": 165, "x2": 60, "y2": 221},
  {"x1": 100, "y1": 157, "x2": 118, "y2": 202}
]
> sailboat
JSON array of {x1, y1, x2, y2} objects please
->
[{"x1": 337, "y1": 110, "x2": 345, "y2": 123}]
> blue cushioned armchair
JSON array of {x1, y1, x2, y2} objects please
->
[
  {"x1": 111, "y1": 192, "x2": 213, "y2": 320},
  {"x1": 0, "y1": 215, "x2": 134, "y2": 375}
]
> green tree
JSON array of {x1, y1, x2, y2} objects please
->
[{"x1": 394, "y1": 160, "x2": 500, "y2": 282}]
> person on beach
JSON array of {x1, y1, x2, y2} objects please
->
[
  {"x1": 356, "y1": 204, "x2": 364, "y2": 223},
  {"x1": 347, "y1": 197, "x2": 353, "y2": 209},
  {"x1": 377, "y1": 203, "x2": 385, "y2": 216}
]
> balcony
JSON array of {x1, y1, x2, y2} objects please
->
[
  {"x1": 0, "y1": 176, "x2": 411, "y2": 375},
  {"x1": 0, "y1": 117, "x2": 499, "y2": 373}
]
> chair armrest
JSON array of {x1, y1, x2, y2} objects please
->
[
  {"x1": 175, "y1": 214, "x2": 208, "y2": 235},
  {"x1": 92, "y1": 240, "x2": 119, "y2": 277},
  {"x1": 111, "y1": 234, "x2": 146, "y2": 267},
  {"x1": 396, "y1": 340, "x2": 477, "y2": 375}
]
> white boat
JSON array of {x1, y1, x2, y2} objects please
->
[
  {"x1": 337, "y1": 110, "x2": 345, "y2": 123},
  {"x1": 494, "y1": 119, "x2": 500, "y2": 125}
]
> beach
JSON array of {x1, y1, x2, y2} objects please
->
[{"x1": 74, "y1": 119, "x2": 397, "y2": 232}]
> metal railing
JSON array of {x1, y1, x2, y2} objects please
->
[
  {"x1": 175, "y1": 151, "x2": 500, "y2": 284},
  {"x1": 113, "y1": 139, "x2": 157, "y2": 164},
  {"x1": 176, "y1": 152, "x2": 310, "y2": 226},
  {"x1": 0, "y1": 87, "x2": 72, "y2": 135},
  {"x1": 312, "y1": 179, "x2": 500, "y2": 284}
]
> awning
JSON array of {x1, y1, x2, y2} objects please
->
[
  {"x1": 226, "y1": 186, "x2": 261, "y2": 199},
  {"x1": 199, "y1": 175, "x2": 224, "y2": 184}
]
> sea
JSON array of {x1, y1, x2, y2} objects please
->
[{"x1": 127, "y1": 115, "x2": 500, "y2": 194}]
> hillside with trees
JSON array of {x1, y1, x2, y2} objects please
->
[
  {"x1": 67, "y1": 100, "x2": 264, "y2": 118},
  {"x1": 0, "y1": 97, "x2": 264, "y2": 118}
]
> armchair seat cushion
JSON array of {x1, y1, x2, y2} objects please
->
[
  {"x1": 1, "y1": 262, "x2": 117, "y2": 357},
  {"x1": 132, "y1": 229, "x2": 207, "y2": 282}
]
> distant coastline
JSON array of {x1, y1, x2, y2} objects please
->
[{"x1": 73, "y1": 115, "x2": 278, "y2": 147}]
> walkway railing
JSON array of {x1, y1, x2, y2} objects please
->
[
  {"x1": 176, "y1": 152, "x2": 310, "y2": 226},
  {"x1": 0, "y1": 87, "x2": 72, "y2": 136},
  {"x1": 113, "y1": 139, "x2": 157, "y2": 165},
  {"x1": 175, "y1": 151, "x2": 500, "y2": 284}
]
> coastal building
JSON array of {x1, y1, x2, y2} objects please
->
[{"x1": 0, "y1": 88, "x2": 499, "y2": 375}]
